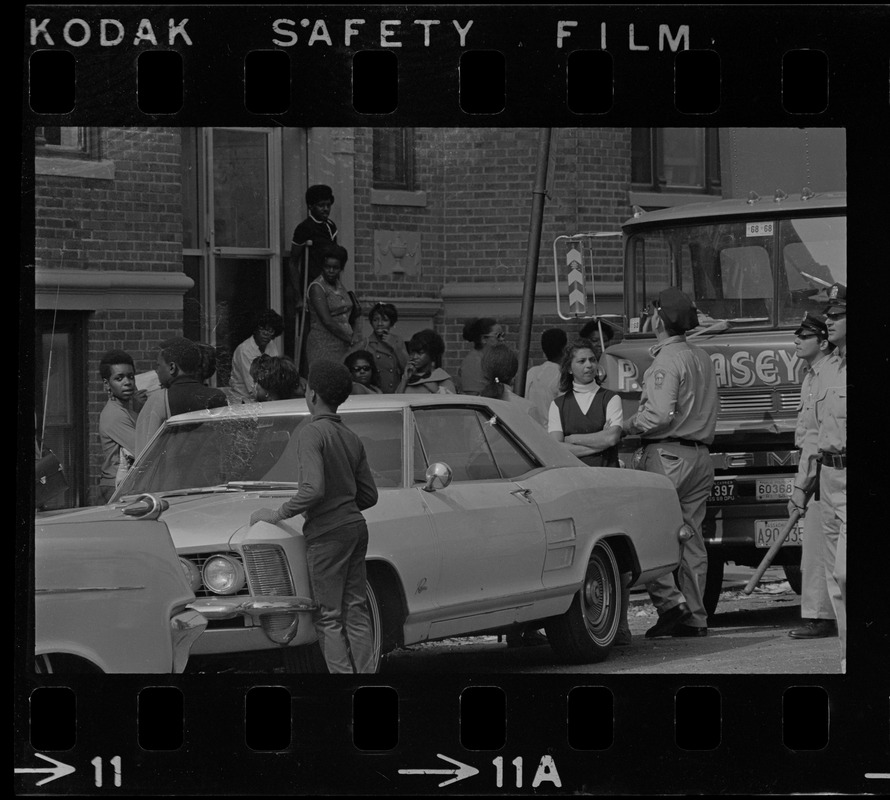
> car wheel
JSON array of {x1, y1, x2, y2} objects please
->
[
  {"x1": 281, "y1": 580, "x2": 383, "y2": 674},
  {"x1": 545, "y1": 542, "x2": 620, "y2": 663},
  {"x1": 783, "y1": 564, "x2": 803, "y2": 595},
  {"x1": 34, "y1": 653, "x2": 103, "y2": 674},
  {"x1": 703, "y1": 556, "x2": 725, "y2": 619}
]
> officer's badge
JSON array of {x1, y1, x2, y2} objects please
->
[{"x1": 654, "y1": 369, "x2": 665, "y2": 388}]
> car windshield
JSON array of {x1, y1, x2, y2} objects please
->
[
  {"x1": 628, "y1": 215, "x2": 846, "y2": 330},
  {"x1": 116, "y1": 408, "x2": 405, "y2": 498}
]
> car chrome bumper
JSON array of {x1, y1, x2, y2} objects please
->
[
  {"x1": 187, "y1": 595, "x2": 317, "y2": 647},
  {"x1": 187, "y1": 595, "x2": 316, "y2": 620},
  {"x1": 170, "y1": 609, "x2": 209, "y2": 673}
]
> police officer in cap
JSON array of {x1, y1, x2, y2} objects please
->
[
  {"x1": 814, "y1": 282, "x2": 847, "y2": 670},
  {"x1": 787, "y1": 312, "x2": 838, "y2": 639},
  {"x1": 621, "y1": 287, "x2": 719, "y2": 638}
]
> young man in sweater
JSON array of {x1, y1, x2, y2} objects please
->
[{"x1": 249, "y1": 360, "x2": 379, "y2": 673}]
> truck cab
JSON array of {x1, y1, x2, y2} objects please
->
[{"x1": 599, "y1": 190, "x2": 847, "y2": 614}]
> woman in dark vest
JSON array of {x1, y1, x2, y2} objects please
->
[
  {"x1": 548, "y1": 338, "x2": 622, "y2": 466},
  {"x1": 549, "y1": 339, "x2": 633, "y2": 646}
]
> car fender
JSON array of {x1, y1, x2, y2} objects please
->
[
  {"x1": 34, "y1": 641, "x2": 108, "y2": 673},
  {"x1": 35, "y1": 516, "x2": 198, "y2": 673}
]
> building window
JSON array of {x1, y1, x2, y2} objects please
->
[
  {"x1": 373, "y1": 128, "x2": 415, "y2": 191},
  {"x1": 632, "y1": 128, "x2": 721, "y2": 194},
  {"x1": 36, "y1": 126, "x2": 98, "y2": 159}
]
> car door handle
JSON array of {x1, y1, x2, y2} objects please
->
[{"x1": 510, "y1": 488, "x2": 532, "y2": 503}]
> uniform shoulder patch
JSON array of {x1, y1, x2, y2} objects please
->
[{"x1": 654, "y1": 369, "x2": 666, "y2": 388}]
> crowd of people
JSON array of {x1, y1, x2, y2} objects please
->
[{"x1": 94, "y1": 189, "x2": 847, "y2": 673}]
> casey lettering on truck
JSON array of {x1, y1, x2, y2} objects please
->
[{"x1": 557, "y1": 185, "x2": 846, "y2": 617}]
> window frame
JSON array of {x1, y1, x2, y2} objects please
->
[
  {"x1": 35, "y1": 126, "x2": 98, "y2": 159},
  {"x1": 372, "y1": 127, "x2": 416, "y2": 191},
  {"x1": 631, "y1": 127, "x2": 721, "y2": 196}
]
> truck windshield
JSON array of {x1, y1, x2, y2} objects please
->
[{"x1": 628, "y1": 215, "x2": 846, "y2": 330}]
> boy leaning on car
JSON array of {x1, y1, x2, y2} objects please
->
[{"x1": 249, "y1": 360, "x2": 379, "y2": 674}]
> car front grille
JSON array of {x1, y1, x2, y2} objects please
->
[
  {"x1": 242, "y1": 544, "x2": 295, "y2": 596},
  {"x1": 242, "y1": 544, "x2": 301, "y2": 641}
]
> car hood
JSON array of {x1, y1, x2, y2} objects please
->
[{"x1": 37, "y1": 493, "x2": 304, "y2": 552}]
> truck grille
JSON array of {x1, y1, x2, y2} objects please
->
[
  {"x1": 719, "y1": 387, "x2": 799, "y2": 417},
  {"x1": 777, "y1": 387, "x2": 800, "y2": 412},
  {"x1": 720, "y1": 390, "x2": 773, "y2": 415},
  {"x1": 242, "y1": 544, "x2": 295, "y2": 596}
]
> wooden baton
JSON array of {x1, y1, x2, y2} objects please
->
[{"x1": 743, "y1": 508, "x2": 802, "y2": 594}]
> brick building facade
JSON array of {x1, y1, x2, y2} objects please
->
[{"x1": 32, "y1": 125, "x2": 720, "y2": 507}]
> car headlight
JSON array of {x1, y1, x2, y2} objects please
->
[
  {"x1": 202, "y1": 555, "x2": 247, "y2": 595},
  {"x1": 678, "y1": 524, "x2": 695, "y2": 542},
  {"x1": 179, "y1": 558, "x2": 202, "y2": 593}
]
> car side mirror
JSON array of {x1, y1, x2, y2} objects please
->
[
  {"x1": 121, "y1": 493, "x2": 169, "y2": 519},
  {"x1": 422, "y1": 462, "x2": 453, "y2": 492}
]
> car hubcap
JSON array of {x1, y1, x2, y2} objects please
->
[
  {"x1": 581, "y1": 549, "x2": 618, "y2": 643},
  {"x1": 367, "y1": 583, "x2": 382, "y2": 672}
]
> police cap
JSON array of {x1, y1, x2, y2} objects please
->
[
  {"x1": 824, "y1": 282, "x2": 847, "y2": 315},
  {"x1": 654, "y1": 287, "x2": 699, "y2": 333},
  {"x1": 795, "y1": 312, "x2": 828, "y2": 338}
]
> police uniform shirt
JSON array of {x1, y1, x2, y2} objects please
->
[
  {"x1": 625, "y1": 335, "x2": 718, "y2": 444},
  {"x1": 793, "y1": 354, "x2": 836, "y2": 493},
  {"x1": 816, "y1": 352, "x2": 847, "y2": 455}
]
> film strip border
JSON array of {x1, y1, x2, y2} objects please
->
[
  {"x1": 17, "y1": 676, "x2": 887, "y2": 794},
  {"x1": 22, "y1": 5, "x2": 888, "y2": 123},
  {"x1": 18, "y1": 3, "x2": 890, "y2": 796}
]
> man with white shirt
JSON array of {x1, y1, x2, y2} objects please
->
[{"x1": 229, "y1": 309, "x2": 284, "y2": 402}]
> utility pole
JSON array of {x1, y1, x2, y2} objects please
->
[{"x1": 515, "y1": 128, "x2": 552, "y2": 396}]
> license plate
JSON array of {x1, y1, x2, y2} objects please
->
[
  {"x1": 755, "y1": 477, "x2": 794, "y2": 502},
  {"x1": 755, "y1": 519, "x2": 803, "y2": 548},
  {"x1": 708, "y1": 479, "x2": 736, "y2": 503}
]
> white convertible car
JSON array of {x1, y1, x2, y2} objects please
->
[{"x1": 63, "y1": 394, "x2": 688, "y2": 671}]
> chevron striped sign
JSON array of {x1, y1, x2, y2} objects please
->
[{"x1": 566, "y1": 246, "x2": 586, "y2": 316}]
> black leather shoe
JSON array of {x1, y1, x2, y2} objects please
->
[
  {"x1": 788, "y1": 619, "x2": 838, "y2": 639},
  {"x1": 671, "y1": 623, "x2": 708, "y2": 637},
  {"x1": 645, "y1": 603, "x2": 692, "y2": 638}
]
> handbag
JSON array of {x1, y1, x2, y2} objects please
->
[{"x1": 35, "y1": 450, "x2": 68, "y2": 507}]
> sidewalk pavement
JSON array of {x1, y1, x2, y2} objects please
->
[{"x1": 628, "y1": 565, "x2": 787, "y2": 606}]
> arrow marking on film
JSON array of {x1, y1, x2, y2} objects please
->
[
  {"x1": 399, "y1": 753, "x2": 479, "y2": 787},
  {"x1": 14, "y1": 753, "x2": 76, "y2": 787}
]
